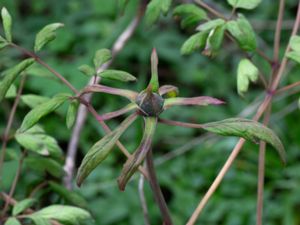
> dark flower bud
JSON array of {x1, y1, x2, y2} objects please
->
[{"x1": 136, "y1": 90, "x2": 164, "y2": 117}]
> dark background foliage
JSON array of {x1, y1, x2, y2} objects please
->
[{"x1": 1, "y1": 0, "x2": 300, "y2": 224}]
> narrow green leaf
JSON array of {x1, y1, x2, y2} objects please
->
[
  {"x1": 66, "y1": 100, "x2": 79, "y2": 129},
  {"x1": 173, "y1": 4, "x2": 208, "y2": 28},
  {"x1": 0, "y1": 58, "x2": 35, "y2": 102},
  {"x1": 118, "y1": 117, "x2": 157, "y2": 191},
  {"x1": 4, "y1": 217, "x2": 21, "y2": 225},
  {"x1": 29, "y1": 205, "x2": 92, "y2": 225},
  {"x1": 202, "y1": 118, "x2": 286, "y2": 164},
  {"x1": 181, "y1": 31, "x2": 209, "y2": 55},
  {"x1": 1, "y1": 7, "x2": 12, "y2": 42},
  {"x1": 15, "y1": 126, "x2": 63, "y2": 158},
  {"x1": 24, "y1": 156, "x2": 64, "y2": 178},
  {"x1": 19, "y1": 93, "x2": 70, "y2": 132},
  {"x1": 13, "y1": 198, "x2": 36, "y2": 216},
  {"x1": 93, "y1": 48, "x2": 112, "y2": 69},
  {"x1": 289, "y1": 35, "x2": 300, "y2": 52},
  {"x1": 237, "y1": 58, "x2": 258, "y2": 96},
  {"x1": 226, "y1": 14, "x2": 257, "y2": 51},
  {"x1": 98, "y1": 70, "x2": 136, "y2": 82},
  {"x1": 49, "y1": 181, "x2": 87, "y2": 208},
  {"x1": 227, "y1": 0, "x2": 262, "y2": 10},
  {"x1": 145, "y1": 0, "x2": 172, "y2": 25},
  {"x1": 77, "y1": 113, "x2": 138, "y2": 186},
  {"x1": 78, "y1": 64, "x2": 95, "y2": 77},
  {"x1": 196, "y1": 18, "x2": 225, "y2": 31},
  {"x1": 34, "y1": 23, "x2": 64, "y2": 52}
]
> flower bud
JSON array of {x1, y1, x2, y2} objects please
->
[{"x1": 136, "y1": 90, "x2": 164, "y2": 117}]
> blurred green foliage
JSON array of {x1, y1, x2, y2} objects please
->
[{"x1": 1, "y1": 0, "x2": 300, "y2": 224}]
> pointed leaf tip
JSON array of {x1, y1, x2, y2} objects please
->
[
  {"x1": 117, "y1": 117, "x2": 157, "y2": 190},
  {"x1": 1, "y1": 7, "x2": 12, "y2": 42},
  {"x1": 76, "y1": 113, "x2": 138, "y2": 186},
  {"x1": 202, "y1": 118, "x2": 286, "y2": 164}
]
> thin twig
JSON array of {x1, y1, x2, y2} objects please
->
[
  {"x1": 186, "y1": 138, "x2": 246, "y2": 225},
  {"x1": 146, "y1": 149, "x2": 173, "y2": 225},
  {"x1": 63, "y1": 2, "x2": 146, "y2": 189},
  {"x1": 276, "y1": 80, "x2": 300, "y2": 95},
  {"x1": 256, "y1": 105, "x2": 272, "y2": 225},
  {"x1": 0, "y1": 75, "x2": 26, "y2": 184},
  {"x1": 138, "y1": 173, "x2": 151, "y2": 225},
  {"x1": 10, "y1": 43, "x2": 78, "y2": 94},
  {"x1": 29, "y1": 181, "x2": 48, "y2": 198},
  {"x1": 194, "y1": 0, "x2": 227, "y2": 20},
  {"x1": 271, "y1": 3, "x2": 300, "y2": 91},
  {"x1": 274, "y1": 0, "x2": 286, "y2": 63},
  {"x1": 2, "y1": 151, "x2": 26, "y2": 217}
]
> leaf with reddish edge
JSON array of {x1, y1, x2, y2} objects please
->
[
  {"x1": 80, "y1": 84, "x2": 138, "y2": 102},
  {"x1": 158, "y1": 85, "x2": 179, "y2": 97},
  {"x1": 76, "y1": 113, "x2": 138, "y2": 186},
  {"x1": 202, "y1": 118, "x2": 286, "y2": 164},
  {"x1": 163, "y1": 96, "x2": 224, "y2": 109},
  {"x1": 101, "y1": 103, "x2": 138, "y2": 121},
  {"x1": 118, "y1": 117, "x2": 157, "y2": 191}
]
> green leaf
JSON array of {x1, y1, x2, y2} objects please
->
[
  {"x1": 13, "y1": 198, "x2": 36, "y2": 216},
  {"x1": 173, "y1": 4, "x2": 208, "y2": 28},
  {"x1": 4, "y1": 217, "x2": 21, "y2": 225},
  {"x1": 93, "y1": 48, "x2": 112, "y2": 69},
  {"x1": 0, "y1": 82, "x2": 16, "y2": 98},
  {"x1": 24, "y1": 156, "x2": 64, "y2": 178},
  {"x1": 34, "y1": 23, "x2": 64, "y2": 52},
  {"x1": 29, "y1": 205, "x2": 92, "y2": 224},
  {"x1": 145, "y1": 0, "x2": 172, "y2": 25},
  {"x1": 287, "y1": 51, "x2": 300, "y2": 64},
  {"x1": 118, "y1": 117, "x2": 157, "y2": 190},
  {"x1": 49, "y1": 181, "x2": 87, "y2": 208},
  {"x1": 289, "y1": 35, "x2": 300, "y2": 52},
  {"x1": 15, "y1": 126, "x2": 63, "y2": 158},
  {"x1": 98, "y1": 70, "x2": 136, "y2": 82},
  {"x1": 226, "y1": 14, "x2": 257, "y2": 51},
  {"x1": 227, "y1": 0, "x2": 261, "y2": 10},
  {"x1": 19, "y1": 93, "x2": 70, "y2": 132},
  {"x1": 196, "y1": 18, "x2": 225, "y2": 31},
  {"x1": 237, "y1": 58, "x2": 258, "y2": 96},
  {"x1": 181, "y1": 31, "x2": 209, "y2": 55},
  {"x1": 1, "y1": 7, "x2": 12, "y2": 42},
  {"x1": 202, "y1": 118, "x2": 286, "y2": 164},
  {"x1": 209, "y1": 25, "x2": 226, "y2": 51},
  {"x1": 78, "y1": 64, "x2": 95, "y2": 77},
  {"x1": 66, "y1": 100, "x2": 79, "y2": 129},
  {"x1": 21, "y1": 94, "x2": 50, "y2": 109},
  {"x1": 29, "y1": 216, "x2": 52, "y2": 225},
  {"x1": 0, "y1": 58, "x2": 35, "y2": 102},
  {"x1": 76, "y1": 113, "x2": 138, "y2": 186}
]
